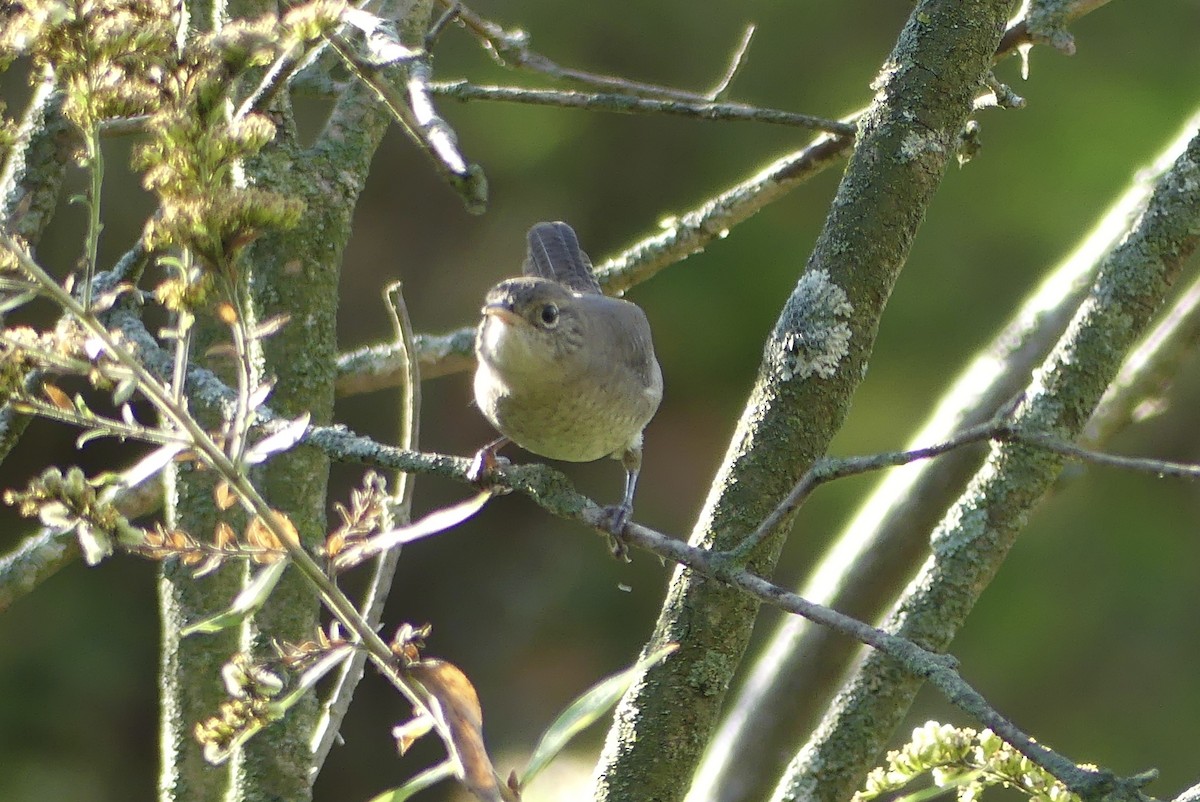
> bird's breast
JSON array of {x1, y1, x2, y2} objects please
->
[{"x1": 473, "y1": 358, "x2": 657, "y2": 463}]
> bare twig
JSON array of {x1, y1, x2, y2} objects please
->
[
  {"x1": 603, "y1": 517, "x2": 1153, "y2": 802},
  {"x1": 335, "y1": 127, "x2": 853, "y2": 394},
  {"x1": 1006, "y1": 429, "x2": 1200, "y2": 479},
  {"x1": 439, "y1": 0, "x2": 744, "y2": 104},
  {"x1": 726, "y1": 418, "x2": 1007, "y2": 561},
  {"x1": 309, "y1": 283, "x2": 422, "y2": 775},
  {"x1": 707, "y1": 24, "x2": 756, "y2": 101},
  {"x1": 429, "y1": 81, "x2": 855, "y2": 134},
  {"x1": 325, "y1": 33, "x2": 488, "y2": 213},
  {"x1": 729, "y1": 409, "x2": 1200, "y2": 565}
]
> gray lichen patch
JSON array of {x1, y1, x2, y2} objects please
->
[
  {"x1": 898, "y1": 128, "x2": 949, "y2": 163},
  {"x1": 768, "y1": 269, "x2": 854, "y2": 382}
]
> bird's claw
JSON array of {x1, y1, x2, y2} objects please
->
[
  {"x1": 599, "y1": 503, "x2": 633, "y2": 562},
  {"x1": 467, "y1": 445, "x2": 512, "y2": 493}
]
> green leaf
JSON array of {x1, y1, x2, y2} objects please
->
[
  {"x1": 519, "y1": 643, "x2": 679, "y2": 788},
  {"x1": 182, "y1": 560, "x2": 287, "y2": 636},
  {"x1": 896, "y1": 770, "x2": 981, "y2": 802},
  {"x1": 365, "y1": 761, "x2": 457, "y2": 802}
]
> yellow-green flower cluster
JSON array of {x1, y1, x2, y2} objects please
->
[
  {"x1": 856, "y1": 721, "x2": 1087, "y2": 802},
  {"x1": 0, "y1": 0, "x2": 176, "y2": 131}
]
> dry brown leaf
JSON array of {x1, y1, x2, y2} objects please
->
[
  {"x1": 214, "y1": 521, "x2": 236, "y2": 549},
  {"x1": 244, "y1": 515, "x2": 282, "y2": 562},
  {"x1": 203, "y1": 342, "x2": 238, "y2": 360},
  {"x1": 269, "y1": 511, "x2": 299, "y2": 547},
  {"x1": 408, "y1": 659, "x2": 511, "y2": 802},
  {"x1": 214, "y1": 481, "x2": 238, "y2": 511},
  {"x1": 216, "y1": 302, "x2": 238, "y2": 325},
  {"x1": 324, "y1": 531, "x2": 345, "y2": 558},
  {"x1": 392, "y1": 714, "x2": 435, "y2": 756},
  {"x1": 42, "y1": 383, "x2": 72, "y2": 411}
]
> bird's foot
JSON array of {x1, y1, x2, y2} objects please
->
[
  {"x1": 467, "y1": 440, "x2": 512, "y2": 493},
  {"x1": 598, "y1": 503, "x2": 633, "y2": 562}
]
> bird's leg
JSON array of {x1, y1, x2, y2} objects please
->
[
  {"x1": 467, "y1": 436, "x2": 512, "y2": 488},
  {"x1": 600, "y1": 446, "x2": 642, "y2": 561}
]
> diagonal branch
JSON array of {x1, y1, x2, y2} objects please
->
[
  {"x1": 769, "y1": 105, "x2": 1200, "y2": 802},
  {"x1": 691, "y1": 95, "x2": 1189, "y2": 802},
  {"x1": 427, "y1": 82, "x2": 856, "y2": 134},
  {"x1": 590, "y1": 3, "x2": 1016, "y2": 801},
  {"x1": 335, "y1": 0, "x2": 1104, "y2": 394}
]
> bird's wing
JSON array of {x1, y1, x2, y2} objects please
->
[
  {"x1": 523, "y1": 221, "x2": 603, "y2": 295},
  {"x1": 617, "y1": 303, "x2": 663, "y2": 394}
]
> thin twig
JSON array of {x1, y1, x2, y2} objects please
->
[
  {"x1": 325, "y1": 34, "x2": 487, "y2": 213},
  {"x1": 729, "y1": 408, "x2": 1200, "y2": 565},
  {"x1": 335, "y1": 128, "x2": 854, "y2": 394},
  {"x1": 727, "y1": 418, "x2": 1006, "y2": 561},
  {"x1": 440, "y1": 0, "x2": 738, "y2": 104},
  {"x1": 1006, "y1": 430, "x2": 1200, "y2": 479},
  {"x1": 429, "y1": 81, "x2": 855, "y2": 135},
  {"x1": 605, "y1": 516, "x2": 1150, "y2": 802},
  {"x1": 309, "y1": 283, "x2": 422, "y2": 774},
  {"x1": 707, "y1": 24, "x2": 756, "y2": 101}
]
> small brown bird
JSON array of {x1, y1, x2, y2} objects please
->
[{"x1": 473, "y1": 222, "x2": 663, "y2": 549}]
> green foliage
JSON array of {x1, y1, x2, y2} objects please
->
[
  {"x1": 4, "y1": 465, "x2": 144, "y2": 564},
  {"x1": 132, "y1": 19, "x2": 303, "y2": 270},
  {"x1": 0, "y1": 0, "x2": 351, "y2": 275},
  {"x1": 0, "y1": 0, "x2": 176, "y2": 131},
  {"x1": 856, "y1": 722, "x2": 1091, "y2": 802}
]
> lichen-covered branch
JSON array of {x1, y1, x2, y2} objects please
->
[
  {"x1": 691, "y1": 101, "x2": 1191, "y2": 802},
  {"x1": 587, "y1": 3, "x2": 1014, "y2": 802},
  {"x1": 769, "y1": 104, "x2": 1200, "y2": 802},
  {"x1": 1, "y1": 70, "x2": 72, "y2": 241}
]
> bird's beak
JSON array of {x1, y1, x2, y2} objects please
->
[{"x1": 482, "y1": 303, "x2": 521, "y2": 326}]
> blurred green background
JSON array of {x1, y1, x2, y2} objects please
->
[{"x1": 3, "y1": 1, "x2": 1200, "y2": 800}]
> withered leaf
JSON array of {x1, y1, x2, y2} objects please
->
[
  {"x1": 42, "y1": 383, "x2": 72, "y2": 411},
  {"x1": 407, "y1": 659, "x2": 512, "y2": 802},
  {"x1": 214, "y1": 481, "x2": 238, "y2": 511},
  {"x1": 213, "y1": 521, "x2": 236, "y2": 549}
]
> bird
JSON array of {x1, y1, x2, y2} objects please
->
[{"x1": 472, "y1": 221, "x2": 663, "y2": 556}]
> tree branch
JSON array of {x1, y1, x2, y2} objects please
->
[
  {"x1": 428, "y1": 81, "x2": 856, "y2": 134},
  {"x1": 335, "y1": 0, "x2": 1106, "y2": 395},
  {"x1": 589, "y1": 3, "x2": 1015, "y2": 801},
  {"x1": 691, "y1": 97, "x2": 1189, "y2": 802},
  {"x1": 334, "y1": 127, "x2": 853, "y2": 393},
  {"x1": 769, "y1": 106, "x2": 1200, "y2": 802}
]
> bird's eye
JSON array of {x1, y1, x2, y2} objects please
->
[{"x1": 539, "y1": 303, "x2": 559, "y2": 327}]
